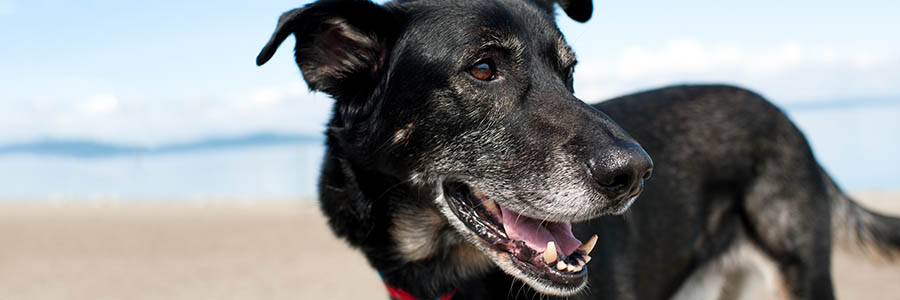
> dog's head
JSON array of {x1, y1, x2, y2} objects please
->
[{"x1": 257, "y1": 0, "x2": 652, "y2": 296}]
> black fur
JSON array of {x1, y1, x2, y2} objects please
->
[{"x1": 257, "y1": 0, "x2": 900, "y2": 299}]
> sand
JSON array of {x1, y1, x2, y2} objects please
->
[{"x1": 0, "y1": 193, "x2": 898, "y2": 299}]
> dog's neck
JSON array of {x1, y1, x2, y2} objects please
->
[{"x1": 318, "y1": 131, "x2": 476, "y2": 299}]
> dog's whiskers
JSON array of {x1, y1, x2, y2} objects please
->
[{"x1": 373, "y1": 177, "x2": 418, "y2": 202}]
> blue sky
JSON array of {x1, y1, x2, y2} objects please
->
[{"x1": 1, "y1": 0, "x2": 898, "y2": 145}]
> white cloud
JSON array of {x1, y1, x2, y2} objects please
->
[
  {"x1": 574, "y1": 39, "x2": 900, "y2": 102},
  {"x1": 616, "y1": 40, "x2": 743, "y2": 79},
  {"x1": 77, "y1": 94, "x2": 119, "y2": 115},
  {"x1": 744, "y1": 43, "x2": 806, "y2": 76},
  {"x1": 0, "y1": 82, "x2": 335, "y2": 146},
  {"x1": 226, "y1": 82, "x2": 307, "y2": 112},
  {"x1": 3, "y1": 39, "x2": 897, "y2": 146},
  {"x1": 613, "y1": 39, "x2": 890, "y2": 78}
]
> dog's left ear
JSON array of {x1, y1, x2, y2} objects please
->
[
  {"x1": 533, "y1": 0, "x2": 593, "y2": 22},
  {"x1": 256, "y1": 0, "x2": 399, "y2": 96}
]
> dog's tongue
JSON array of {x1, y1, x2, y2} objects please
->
[{"x1": 500, "y1": 206, "x2": 582, "y2": 256}]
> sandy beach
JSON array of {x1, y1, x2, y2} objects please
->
[{"x1": 1, "y1": 193, "x2": 898, "y2": 299}]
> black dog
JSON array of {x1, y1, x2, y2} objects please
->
[{"x1": 256, "y1": 0, "x2": 900, "y2": 299}]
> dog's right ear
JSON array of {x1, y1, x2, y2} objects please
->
[{"x1": 256, "y1": 0, "x2": 398, "y2": 95}]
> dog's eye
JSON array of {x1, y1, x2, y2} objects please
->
[{"x1": 470, "y1": 61, "x2": 496, "y2": 81}]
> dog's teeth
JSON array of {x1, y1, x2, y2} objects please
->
[
  {"x1": 584, "y1": 255, "x2": 592, "y2": 263},
  {"x1": 580, "y1": 234, "x2": 598, "y2": 255},
  {"x1": 566, "y1": 264, "x2": 577, "y2": 273},
  {"x1": 573, "y1": 264, "x2": 583, "y2": 272},
  {"x1": 473, "y1": 188, "x2": 487, "y2": 199},
  {"x1": 543, "y1": 241, "x2": 558, "y2": 264},
  {"x1": 556, "y1": 261, "x2": 567, "y2": 271},
  {"x1": 482, "y1": 199, "x2": 499, "y2": 214}
]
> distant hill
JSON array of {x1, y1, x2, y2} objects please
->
[
  {"x1": 0, "y1": 132, "x2": 322, "y2": 158},
  {"x1": 781, "y1": 96, "x2": 900, "y2": 111},
  {"x1": 0, "y1": 140, "x2": 146, "y2": 158},
  {"x1": 155, "y1": 133, "x2": 321, "y2": 153},
  {"x1": 3, "y1": 97, "x2": 896, "y2": 158}
]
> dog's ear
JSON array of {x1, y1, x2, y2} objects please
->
[
  {"x1": 256, "y1": 0, "x2": 398, "y2": 95},
  {"x1": 533, "y1": 0, "x2": 593, "y2": 23}
]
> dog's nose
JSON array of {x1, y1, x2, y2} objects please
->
[{"x1": 589, "y1": 143, "x2": 653, "y2": 199}]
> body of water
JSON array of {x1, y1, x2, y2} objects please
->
[
  {"x1": 1, "y1": 105, "x2": 898, "y2": 200},
  {"x1": 0, "y1": 144, "x2": 325, "y2": 199}
]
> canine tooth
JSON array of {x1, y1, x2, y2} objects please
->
[
  {"x1": 575, "y1": 257, "x2": 585, "y2": 266},
  {"x1": 482, "y1": 199, "x2": 499, "y2": 214},
  {"x1": 556, "y1": 261, "x2": 567, "y2": 271},
  {"x1": 472, "y1": 188, "x2": 487, "y2": 199},
  {"x1": 543, "y1": 241, "x2": 558, "y2": 264},
  {"x1": 580, "y1": 234, "x2": 598, "y2": 255},
  {"x1": 584, "y1": 255, "x2": 592, "y2": 263}
]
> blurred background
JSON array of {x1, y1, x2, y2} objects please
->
[
  {"x1": 1, "y1": 0, "x2": 898, "y2": 199},
  {"x1": 0, "y1": 0, "x2": 898, "y2": 299}
]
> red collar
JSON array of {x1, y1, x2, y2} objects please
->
[{"x1": 382, "y1": 281, "x2": 456, "y2": 300}]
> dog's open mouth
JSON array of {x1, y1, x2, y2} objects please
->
[{"x1": 443, "y1": 182, "x2": 596, "y2": 292}]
